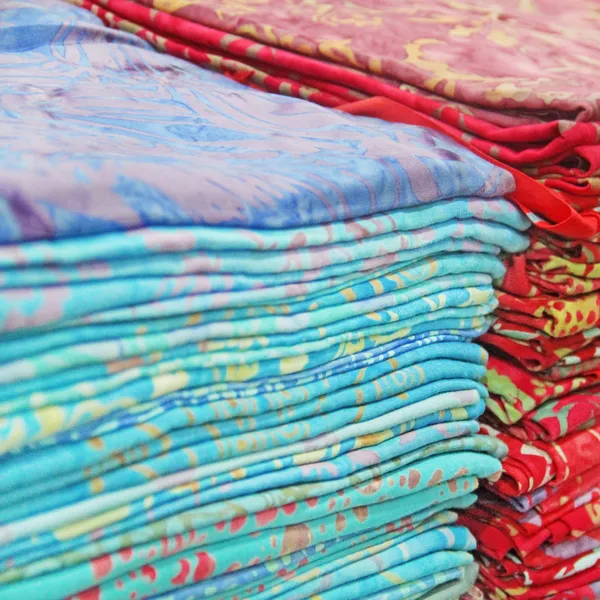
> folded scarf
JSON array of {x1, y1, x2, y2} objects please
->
[
  {"x1": 478, "y1": 578, "x2": 600, "y2": 600},
  {"x1": 1, "y1": 256, "x2": 504, "y2": 381},
  {"x1": 63, "y1": 0, "x2": 600, "y2": 241},
  {"x1": 482, "y1": 325, "x2": 600, "y2": 372},
  {"x1": 462, "y1": 496, "x2": 600, "y2": 562},
  {"x1": 462, "y1": 488, "x2": 600, "y2": 560},
  {"x1": 63, "y1": 0, "x2": 600, "y2": 174},
  {"x1": 0, "y1": 422, "x2": 501, "y2": 561},
  {"x1": 482, "y1": 423, "x2": 600, "y2": 496},
  {"x1": 495, "y1": 291, "x2": 600, "y2": 338},
  {"x1": 197, "y1": 526, "x2": 476, "y2": 600},
  {"x1": 0, "y1": 342, "x2": 487, "y2": 472},
  {"x1": 0, "y1": 380, "x2": 486, "y2": 517},
  {"x1": 479, "y1": 558, "x2": 600, "y2": 599},
  {"x1": 514, "y1": 527, "x2": 600, "y2": 571},
  {"x1": 0, "y1": 451, "x2": 499, "y2": 600},
  {"x1": 496, "y1": 464, "x2": 600, "y2": 514},
  {"x1": 485, "y1": 355, "x2": 600, "y2": 424},
  {"x1": 528, "y1": 233, "x2": 600, "y2": 264},
  {"x1": 502, "y1": 247, "x2": 600, "y2": 298},
  {"x1": 507, "y1": 385, "x2": 600, "y2": 441},
  {"x1": 0, "y1": 194, "x2": 527, "y2": 274},
  {"x1": 541, "y1": 358, "x2": 600, "y2": 382},
  {"x1": 478, "y1": 489, "x2": 600, "y2": 540},
  {"x1": 141, "y1": 509, "x2": 467, "y2": 599},
  {"x1": 0, "y1": 1, "x2": 517, "y2": 245},
  {"x1": 1, "y1": 227, "x2": 524, "y2": 334},
  {"x1": 61, "y1": 522, "x2": 476, "y2": 600},
  {"x1": 481, "y1": 545, "x2": 600, "y2": 587}
]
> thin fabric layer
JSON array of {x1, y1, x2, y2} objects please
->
[{"x1": 0, "y1": 2, "x2": 532, "y2": 599}]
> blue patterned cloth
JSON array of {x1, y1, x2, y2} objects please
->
[{"x1": 0, "y1": 0, "x2": 515, "y2": 242}]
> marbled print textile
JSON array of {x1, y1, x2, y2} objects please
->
[{"x1": 65, "y1": 0, "x2": 600, "y2": 240}]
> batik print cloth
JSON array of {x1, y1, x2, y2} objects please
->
[
  {"x1": 465, "y1": 233, "x2": 600, "y2": 595},
  {"x1": 0, "y1": 2, "x2": 533, "y2": 599},
  {"x1": 66, "y1": 0, "x2": 600, "y2": 239},
  {"x1": 465, "y1": 243, "x2": 600, "y2": 597}
]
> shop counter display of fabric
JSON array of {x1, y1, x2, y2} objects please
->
[{"x1": 0, "y1": 2, "x2": 534, "y2": 599}]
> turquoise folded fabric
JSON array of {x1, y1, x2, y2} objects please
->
[
  {"x1": 152, "y1": 508, "x2": 465, "y2": 600},
  {"x1": 0, "y1": 1, "x2": 530, "y2": 598}
]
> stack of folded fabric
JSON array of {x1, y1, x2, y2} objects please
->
[
  {"x1": 457, "y1": 230, "x2": 600, "y2": 599},
  {"x1": 59, "y1": 2, "x2": 600, "y2": 599},
  {"x1": 0, "y1": 2, "x2": 531, "y2": 599}
]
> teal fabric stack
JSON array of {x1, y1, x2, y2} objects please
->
[{"x1": 0, "y1": 2, "x2": 529, "y2": 598}]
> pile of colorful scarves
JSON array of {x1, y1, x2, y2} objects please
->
[
  {"x1": 0, "y1": 1, "x2": 532, "y2": 599},
  {"x1": 60, "y1": 2, "x2": 600, "y2": 600}
]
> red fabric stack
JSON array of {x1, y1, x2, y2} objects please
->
[
  {"x1": 65, "y1": 0, "x2": 600, "y2": 597},
  {"x1": 457, "y1": 229, "x2": 600, "y2": 598}
]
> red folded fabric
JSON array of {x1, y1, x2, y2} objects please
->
[
  {"x1": 481, "y1": 545, "x2": 600, "y2": 586},
  {"x1": 525, "y1": 250, "x2": 600, "y2": 279},
  {"x1": 86, "y1": 0, "x2": 600, "y2": 124},
  {"x1": 482, "y1": 326, "x2": 600, "y2": 372},
  {"x1": 478, "y1": 488, "x2": 600, "y2": 539},
  {"x1": 524, "y1": 144, "x2": 600, "y2": 180},
  {"x1": 470, "y1": 468, "x2": 600, "y2": 597},
  {"x1": 485, "y1": 355, "x2": 600, "y2": 424},
  {"x1": 543, "y1": 358, "x2": 600, "y2": 382},
  {"x1": 479, "y1": 558, "x2": 600, "y2": 598},
  {"x1": 547, "y1": 501, "x2": 600, "y2": 545},
  {"x1": 477, "y1": 576, "x2": 600, "y2": 600},
  {"x1": 494, "y1": 290, "x2": 600, "y2": 338},
  {"x1": 507, "y1": 385, "x2": 600, "y2": 441},
  {"x1": 529, "y1": 425, "x2": 600, "y2": 489},
  {"x1": 521, "y1": 527, "x2": 600, "y2": 570},
  {"x1": 535, "y1": 467, "x2": 600, "y2": 516},
  {"x1": 482, "y1": 423, "x2": 600, "y2": 496},
  {"x1": 502, "y1": 252, "x2": 600, "y2": 298},
  {"x1": 490, "y1": 464, "x2": 600, "y2": 515},
  {"x1": 460, "y1": 508, "x2": 549, "y2": 560},
  {"x1": 462, "y1": 503, "x2": 600, "y2": 565},
  {"x1": 480, "y1": 425, "x2": 553, "y2": 496},
  {"x1": 528, "y1": 233, "x2": 600, "y2": 264}
]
